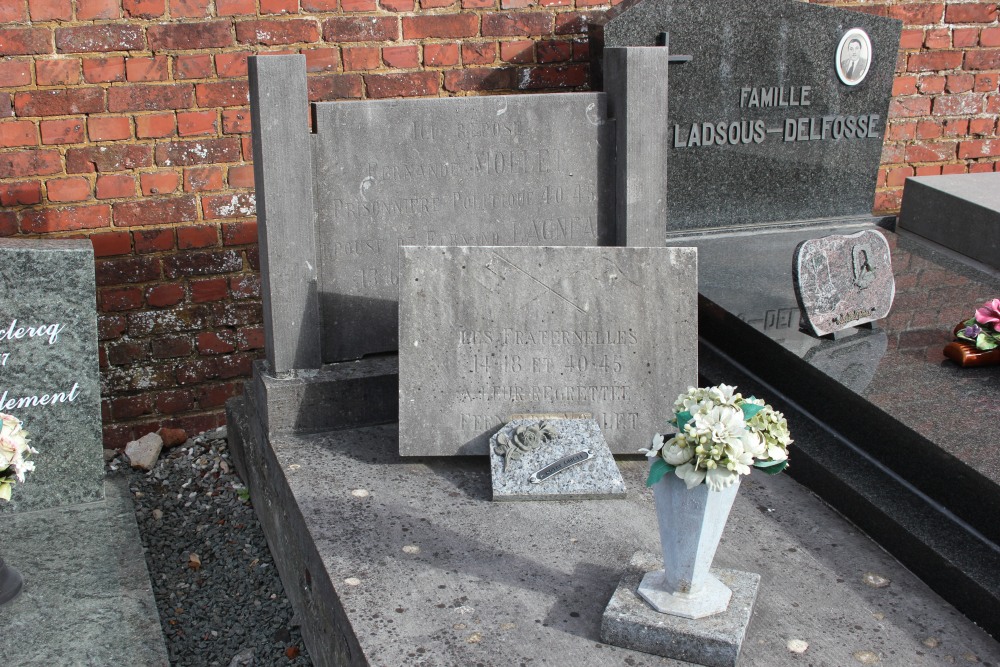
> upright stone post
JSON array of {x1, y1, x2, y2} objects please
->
[
  {"x1": 604, "y1": 44, "x2": 671, "y2": 248},
  {"x1": 248, "y1": 54, "x2": 322, "y2": 374}
]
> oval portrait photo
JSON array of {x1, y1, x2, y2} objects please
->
[{"x1": 836, "y1": 28, "x2": 872, "y2": 86}]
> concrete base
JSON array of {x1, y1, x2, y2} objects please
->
[
  {"x1": 603, "y1": 553, "x2": 758, "y2": 667},
  {"x1": 0, "y1": 476, "x2": 168, "y2": 666},
  {"x1": 637, "y1": 568, "x2": 732, "y2": 619}
]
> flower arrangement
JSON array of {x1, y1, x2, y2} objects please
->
[
  {"x1": 955, "y1": 298, "x2": 1000, "y2": 351},
  {"x1": 643, "y1": 385, "x2": 791, "y2": 492},
  {"x1": 0, "y1": 414, "x2": 34, "y2": 501}
]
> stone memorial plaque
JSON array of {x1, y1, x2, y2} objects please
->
[
  {"x1": 489, "y1": 418, "x2": 626, "y2": 501},
  {"x1": 793, "y1": 229, "x2": 894, "y2": 337},
  {"x1": 398, "y1": 245, "x2": 697, "y2": 456},
  {"x1": 597, "y1": 0, "x2": 901, "y2": 233},
  {"x1": 313, "y1": 94, "x2": 615, "y2": 361},
  {"x1": 0, "y1": 240, "x2": 102, "y2": 514}
]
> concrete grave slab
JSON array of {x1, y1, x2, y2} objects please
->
[
  {"x1": 398, "y1": 246, "x2": 697, "y2": 456},
  {"x1": 793, "y1": 228, "x2": 894, "y2": 337},
  {"x1": 0, "y1": 240, "x2": 102, "y2": 514}
]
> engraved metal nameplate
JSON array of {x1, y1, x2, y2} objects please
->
[{"x1": 529, "y1": 450, "x2": 594, "y2": 484}]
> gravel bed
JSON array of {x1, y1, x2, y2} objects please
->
[{"x1": 108, "y1": 427, "x2": 313, "y2": 667}]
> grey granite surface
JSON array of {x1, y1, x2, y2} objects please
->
[
  {"x1": 0, "y1": 476, "x2": 168, "y2": 666},
  {"x1": 598, "y1": 0, "x2": 900, "y2": 233},
  {"x1": 489, "y1": 418, "x2": 626, "y2": 501},
  {"x1": 398, "y1": 246, "x2": 697, "y2": 456},
  {"x1": 602, "y1": 555, "x2": 759, "y2": 667},
  {"x1": 0, "y1": 239, "x2": 103, "y2": 514},
  {"x1": 227, "y1": 397, "x2": 1000, "y2": 666}
]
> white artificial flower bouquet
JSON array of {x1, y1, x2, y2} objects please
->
[
  {"x1": 0, "y1": 414, "x2": 34, "y2": 501},
  {"x1": 643, "y1": 384, "x2": 792, "y2": 492}
]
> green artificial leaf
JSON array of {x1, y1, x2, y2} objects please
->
[
  {"x1": 741, "y1": 401, "x2": 765, "y2": 420},
  {"x1": 977, "y1": 333, "x2": 999, "y2": 350},
  {"x1": 645, "y1": 458, "x2": 675, "y2": 487},
  {"x1": 236, "y1": 488, "x2": 251, "y2": 502},
  {"x1": 755, "y1": 460, "x2": 789, "y2": 475},
  {"x1": 676, "y1": 410, "x2": 693, "y2": 432}
]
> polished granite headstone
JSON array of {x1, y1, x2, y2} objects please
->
[
  {"x1": 898, "y1": 173, "x2": 1000, "y2": 270},
  {"x1": 0, "y1": 239, "x2": 102, "y2": 514},
  {"x1": 489, "y1": 417, "x2": 626, "y2": 501},
  {"x1": 398, "y1": 246, "x2": 697, "y2": 456},
  {"x1": 595, "y1": 0, "x2": 901, "y2": 233},
  {"x1": 793, "y1": 229, "x2": 894, "y2": 336}
]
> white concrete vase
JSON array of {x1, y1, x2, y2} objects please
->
[{"x1": 638, "y1": 472, "x2": 740, "y2": 619}]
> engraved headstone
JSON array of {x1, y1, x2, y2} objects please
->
[
  {"x1": 0, "y1": 240, "x2": 102, "y2": 514},
  {"x1": 793, "y1": 229, "x2": 894, "y2": 337},
  {"x1": 489, "y1": 418, "x2": 626, "y2": 501},
  {"x1": 595, "y1": 0, "x2": 901, "y2": 233},
  {"x1": 398, "y1": 245, "x2": 698, "y2": 456}
]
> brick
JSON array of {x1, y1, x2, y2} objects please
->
[
  {"x1": 183, "y1": 166, "x2": 223, "y2": 192},
  {"x1": 108, "y1": 84, "x2": 193, "y2": 112},
  {"x1": 126, "y1": 56, "x2": 169, "y2": 83},
  {"x1": 217, "y1": 0, "x2": 256, "y2": 15},
  {"x1": 28, "y1": 0, "x2": 69, "y2": 20},
  {"x1": 969, "y1": 162, "x2": 996, "y2": 173},
  {"x1": 899, "y1": 28, "x2": 925, "y2": 50},
  {"x1": 77, "y1": 0, "x2": 120, "y2": 20},
  {"x1": 261, "y1": 0, "x2": 298, "y2": 13},
  {"x1": 241, "y1": 136, "x2": 253, "y2": 160},
  {"x1": 403, "y1": 14, "x2": 479, "y2": 39},
  {"x1": 222, "y1": 108, "x2": 251, "y2": 134},
  {"x1": 235, "y1": 19, "x2": 321, "y2": 45},
  {"x1": 47, "y1": 177, "x2": 91, "y2": 202},
  {"x1": 0, "y1": 120, "x2": 36, "y2": 148},
  {"x1": 36, "y1": 58, "x2": 81, "y2": 86},
  {"x1": 0, "y1": 212, "x2": 15, "y2": 237},
  {"x1": 892, "y1": 75, "x2": 918, "y2": 96},
  {"x1": 231, "y1": 276, "x2": 260, "y2": 301},
  {"x1": 383, "y1": 0, "x2": 414, "y2": 9},
  {"x1": 140, "y1": 171, "x2": 181, "y2": 196},
  {"x1": 175, "y1": 54, "x2": 214, "y2": 79},
  {"x1": 905, "y1": 141, "x2": 957, "y2": 162},
  {"x1": 202, "y1": 192, "x2": 256, "y2": 219},
  {"x1": 114, "y1": 196, "x2": 198, "y2": 226},
  {"x1": 217, "y1": 352, "x2": 254, "y2": 379},
  {"x1": 954, "y1": 27, "x2": 980, "y2": 47},
  {"x1": 155, "y1": 389, "x2": 194, "y2": 413},
  {"x1": 163, "y1": 249, "x2": 243, "y2": 278},
  {"x1": 970, "y1": 118, "x2": 997, "y2": 135},
  {"x1": 40, "y1": 117, "x2": 86, "y2": 145},
  {"x1": 147, "y1": 285, "x2": 186, "y2": 309},
  {"x1": 195, "y1": 81, "x2": 249, "y2": 107},
  {"x1": 0, "y1": 2, "x2": 27, "y2": 21},
  {"x1": 889, "y1": 96, "x2": 932, "y2": 117},
  {"x1": 124, "y1": 0, "x2": 167, "y2": 18},
  {"x1": 0, "y1": 149, "x2": 62, "y2": 178},
  {"x1": 14, "y1": 88, "x2": 104, "y2": 116},
  {"x1": 907, "y1": 50, "x2": 964, "y2": 71},
  {"x1": 98, "y1": 314, "x2": 128, "y2": 341},
  {"x1": 109, "y1": 394, "x2": 153, "y2": 419},
  {"x1": 322, "y1": 17, "x2": 399, "y2": 42},
  {"x1": 156, "y1": 138, "x2": 242, "y2": 166},
  {"x1": 975, "y1": 72, "x2": 998, "y2": 92},
  {"x1": 178, "y1": 224, "x2": 220, "y2": 250},
  {"x1": 96, "y1": 174, "x2": 135, "y2": 200},
  {"x1": 307, "y1": 73, "x2": 364, "y2": 100},
  {"x1": 917, "y1": 75, "x2": 945, "y2": 94},
  {"x1": 483, "y1": 13, "x2": 552, "y2": 36},
  {"x1": 221, "y1": 220, "x2": 257, "y2": 246},
  {"x1": 191, "y1": 279, "x2": 229, "y2": 304},
  {"x1": 169, "y1": 0, "x2": 212, "y2": 17},
  {"x1": 215, "y1": 52, "x2": 249, "y2": 78},
  {"x1": 426, "y1": 0, "x2": 458, "y2": 6},
  {"x1": 0, "y1": 28, "x2": 51, "y2": 56},
  {"x1": 946, "y1": 73, "x2": 975, "y2": 93},
  {"x1": 344, "y1": 46, "x2": 381, "y2": 71},
  {"x1": 966, "y1": 49, "x2": 1000, "y2": 70},
  {"x1": 444, "y1": 66, "x2": 515, "y2": 92},
  {"x1": 537, "y1": 39, "x2": 571, "y2": 63},
  {"x1": 88, "y1": 115, "x2": 131, "y2": 141},
  {"x1": 100, "y1": 287, "x2": 143, "y2": 313},
  {"x1": 147, "y1": 21, "x2": 233, "y2": 51},
  {"x1": 0, "y1": 61, "x2": 31, "y2": 87},
  {"x1": 425, "y1": 43, "x2": 460, "y2": 66},
  {"x1": 571, "y1": 38, "x2": 588, "y2": 62},
  {"x1": 519, "y1": 63, "x2": 587, "y2": 89},
  {"x1": 0, "y1": 181, "x2": 42, "y2": 207},
  {"x1": 135, "y1": 112, "x2": 176, "y2": 139},
  {"x1": 915, "y1": 119, "x2": 943, "y2": 139},
  {"x1": 83, "y1": 56, "x2": 125, "y2": 83},
  {"x1": 888, "y1": 3, "x2": 944, "y2": 25},
  {"x1": 302, "y1": 0, "x2": 338, "y2": 8},
  {"x1": 208, "y1": 301, "x2": 261, "y2": 327},
  {"x1": 177, "y1": 110, "x2": 217, "y2": 137},
  {"x1": 90, "y1": 231, "x2": 132, "y2": 257},
  {"x1": 366, "y1": 71, "x2": 439, "y2": 98},
  {"x1": 56, "y1": 25, "x2": 145, "y2": 53},
  {"x1": 933, "y1": 93, "x2": 983, "y2": 115},
  {"x1": 945, "y1": 3, "x2": 997, "y2": 23},
  {"x1": 133, "y1": 229, "x2": 174, "y2": 254},
  {"x1": 382, "y1": 45, "x2": 420, "y2": 69},
  {"x1": 958, "y1": 139, "x2": 1000, "y2": 159},
  {"x1": 923, "y1": 27, "x2": 949, "y2": 49},
  {"x1": 554, "y1": 11, "x2": 599, "y2": 35},
  {"x1": 22, "y1": 204, "x2": 110, "y2": 233},
  {"x1": 462, "y1": 41, "x2": 496, "y2": 65},
  {"x1": 227, "y1": 164, "x2": 255, "y2": 188},
  {"x1": 303, "y1": 47, "x2": 340, "y2": 73},
  {"x1": 462, "y1": 0, "x2": 492, "y2": 7},
  {"x1": 500, "y1": 40, "x2": 533, "y2": 63}
]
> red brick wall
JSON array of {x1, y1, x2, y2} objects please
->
[{"x1": 0, "y1": 1, "x2": 997, "y2": 448}]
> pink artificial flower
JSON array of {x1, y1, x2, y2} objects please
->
[{"x1": 975, "y1": 298, "x2": 1000, "y2": 329}]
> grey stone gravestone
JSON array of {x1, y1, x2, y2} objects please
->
[
  {"x1": 0, "y1": 239, "x2": 102, "y2": 514},
  {"x1": 489, "y1": 417, "x2": 626, "y2": 501},
  {"x1": 594, "y1": 0, "x2": 901, "y2": 234},
  {"x1": 398, "y1": 245, "x2": 697, "y2": 456},
  {"x1": 793, "y1": 229, "x2": 894, "y2": 337},
  {"x1": 898, "y1": 173, "x2": 1000, "y2": 270}
]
